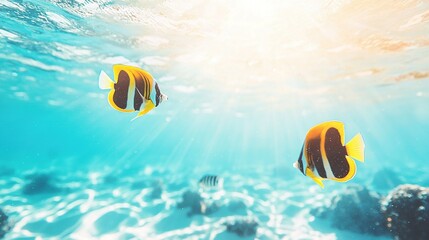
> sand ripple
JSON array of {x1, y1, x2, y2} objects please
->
[{"x1": 0, "y1": 166, "x2": 400, "y2": 239}]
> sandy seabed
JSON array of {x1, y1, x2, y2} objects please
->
[{"x1": 0, "y1": 164, "x2": 394, "y2": 240}]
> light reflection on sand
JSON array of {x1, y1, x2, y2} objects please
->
[{"x1": 0, "y1": 165, "x2": 398, "y2": 239}]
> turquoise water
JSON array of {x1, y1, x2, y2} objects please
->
[{"x1": 1, "y1": 0, "x2": 429, "y2": 239}]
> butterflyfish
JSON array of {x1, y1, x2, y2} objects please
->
[
  {"x1": 199, "y1": 175, "x2": 223, "y2": 189},
  {"x1": 293, "y1": 121, "x2": 365, "y2": 188},
  {"x1": 99, "y1": 64, "x2": 168, "y2": 121}
]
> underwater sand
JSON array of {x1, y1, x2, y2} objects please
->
[{"x1": 0, "y1": 164, "x2": 410, "y2": 240}]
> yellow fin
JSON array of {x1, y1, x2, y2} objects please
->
[
  {"x1": 99, "y1": 70, "x2": 114, "y2": 90},
  {"x1": 346, "y1": 133, "x2": 365, "y2": 162},
  {"x1": 131, "y1": 100, "x2": 155, "y2": 121},
  {"x1": 306, "y1": 169, "x2": 325, "y2": 188},
  {"x1": 311, "y1": 176, "x2": 325, "y2": 188}
]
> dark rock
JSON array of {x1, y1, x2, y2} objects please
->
[
  {"x1": 176, "y1": 190, "x2": 218, "y2": 216},
  {"x1": 224, "y1": 217, "x2": 258, "y2": 237},
  {"x1": 371, "y1": 168, "x2": 403, "y2": 192},
  {"x1": 22, "y1": 173, "x2": 61, "y2": 195},
  {"x1": 382, "y1": 184, "x2": 429, "y2": 240},
  {"x1": 311, "y1": 184, "x2": 387, "y2": 235},
  {"x1": 0, "y1": 209, "x2": 11, "y2": 238}
]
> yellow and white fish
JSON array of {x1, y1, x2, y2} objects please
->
[
  {"x1": 99, "y1": 64, "x2": 168, "y2": 121},
  {"x1": 293, "y1": 121, "x2": 365, "y2": 188}
]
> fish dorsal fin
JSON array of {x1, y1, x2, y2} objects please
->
[
  {"x1": 113, "y1": 64, "x2": 126, "y2": 81},
  {"x1": 346, "y1": 133, "x2": 365, "y2": 162},
  {"x1": 99, "y1": 70, "x2": 114, "y2": 89},
  {"x1": 306, "y1": 121, "x2": 345, "y2": 145}
]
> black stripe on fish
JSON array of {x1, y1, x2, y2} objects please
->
[
  {"x1": 306, "y1": 138, "x2": 327, "y2": 178},
  {"x1": 325, "y1": 127, "x2": 349, "y2": 179},
  {"x1": 297, "y1": 145, "x2": 305, "y2": 175},
  {"x1": 134, "y1": 72, "x2": 145, "y2": 110},
  {"x1": 113, "y1": 70, "x2": 129, "y2": 109},
  {"x1": 155, "y1": 82, "x2": 161, "y2": 107},
  {"x1": 209, "y1": 176, "x2": 214, "y2": 186},
  {"x1": 200, "y1": 175, "x2": 218, "y2": 187},
  {"x1": 212, "y1": 176, "x2": 217, "y2": 186}
]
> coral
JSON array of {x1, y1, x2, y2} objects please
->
[
  {"x1": 311, "y1": 184, "x2": 387, "y2": 235},
  {"x1": 22, "y1": 173, "x2": 61, "y2": 195},
  {"x1": 382, "y1": 184, "x2": 429, "y2": 240},
  {"x1": 224, "y1": 217, "x2": 258, "y2": 237}
]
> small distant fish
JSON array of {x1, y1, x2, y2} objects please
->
[
  {"x1": 99, "y1": 64, "x2": 168, "y2": 121},
  {"x1": 293, "y1": 121, "x2": 365, "y2": 188},
  {"x1": 199, "y1": 175, "x2": 223, "y2": 188}
]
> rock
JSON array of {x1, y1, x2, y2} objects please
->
[
  {"x1": 0, "y1": 209, "x2": 11, "y2": 238},
  {"x1": 382, "y1": 184, "x2": 429, "y2": 240},
  {"x1": 22, "y1": 173, "x2": 61, "y2": 195},
  {"x1": 176, "y1": 190, "x2": 218, "y2": 216},
  {"x1": 224, "y1": 217, "x2": 258, "y2": 237},
  {"x1": 311, "y1": 184, "x2": 387, "y2": 235}
]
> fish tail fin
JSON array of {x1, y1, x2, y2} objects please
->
[
  {"x1": 346, "y1": 133, "x2": 365, "y2": 162},
  {"x1": 99, "y1": 70, "x2": 114, "y2": 90}
]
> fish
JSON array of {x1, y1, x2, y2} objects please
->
[
  {"x1": 99, "y1": 64, "x2": 168, "y2": 121},
  {"x1": 199, "y1": 175, "x2": 223, "y2": 188},
  {"x1": 293, "y1": 121, "x2": 365, "y2": 188}
]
